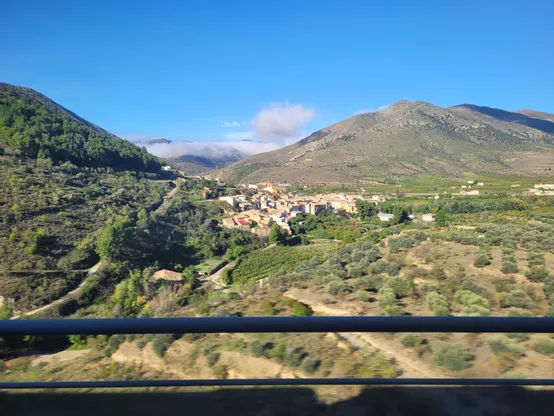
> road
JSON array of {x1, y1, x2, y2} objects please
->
[
  {"x1": 199, "y1": 261, "x2": 235, "y2": 290},
  {"x1": 9, "y1": 182, "x2": 181, "y2": 319},
  {"x1": 10, "y1": 261, "x2": 105, "y2": 319}
]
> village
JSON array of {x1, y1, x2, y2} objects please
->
[{"x1": 215, "y1": 182, "x2": 437, "y2": 237}]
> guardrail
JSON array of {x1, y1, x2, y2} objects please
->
[{"x1": 1, "y1": 316, "x2": 554, "y2": 389}]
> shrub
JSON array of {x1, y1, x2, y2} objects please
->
[
  {"x1": 103, "y1": 334, "x2": 125, "y2": 357},
  {"x1": 507, "y1": 308, "x2": 534, "y2": 317},
  {"x1": 401, "y1": 334, "x2": 423, "y2": 348},
  {"x1": 300, "y1": 357, "x2": 320, "y2": 374},
  {"x1": 383, "y1": 277, "x2": 414, "y2": 298},
  {"x1": 249, "y1": 340, "x2": 265, "y2": 357},
  {"x1": 501, "y1": 289, "x2": 534, "y2": 309},
  {"x1": 206, "y1": 351, "x2": 221, "y2": 366},
  {"x1": 455, "y1": 290, "x2": 490, "y2": 316},
  {"x1": 356, "y1": 290, "x2": 372, "y2": 302},
  {"x1": 379, "y1": 288, "x2": 404, "y2": 316},
  {"x1": 501, "y1": 261, "x2": 519, "y2": 274},
  {"x1": 460, "y1": 280, "x2": 482, "y2": 295},
  {"x1": 527, "y1": 251, "x2": 545, "y2": 267},
  {"x1": 487, "y1": 336, "x2": 524, "y2": 356},
  {"x1": 545, "y1": 305, "x2": 554, "y2": 317},
  {"x1": 370, "y1": 260, "x2": 390, "y2": 274},
  {"x1": 533, "y1": 339, "x2": 554, "y2": 356},
  {"x1": 413, "y1": 231, "x2": 427, "y2": 244},
  {"x1": 426, "y1": 292, "x2": 450, "y2": 316},
  {"x1": 284, "y1": 348, "x2": 304, "y2": 367},
  {"x1": 327, "y1": 280, "x2": 346, "y2": 296},
  {"x1": 212, "y1": 364, "x2": 228, "y2": 379},
  {"x1": 151, "y1": 334, "x2": 174, "y2": 358},
  {"x1": 292, "y1": 303, "x2": 312, "y2": 316},
  {"x1": 543, "y1": 276, "x2": 554, "y2": 301},
  {"x1": 525, "y1": 266, "x2": 549, "y2": 282},
  {"x1": 267, "y1": 343, "x2": 286, "y2": 361},
  {"x1": 474, "y1": 251, "x2": 491, "y2": 268},
  {"x1": 388, "y1": 236, "x2": 414, "y2": 254},
  {"x1": 433, "y1": 342, "x2": 473, "y2": 371}
]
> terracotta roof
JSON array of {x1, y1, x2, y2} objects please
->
[{"x1": 151, "y1": 269, "x2": 182, "y2": 282}]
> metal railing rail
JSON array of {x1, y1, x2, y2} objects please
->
[{"x1": 1, "y1": 316, "x2": 554, "y2": 389}]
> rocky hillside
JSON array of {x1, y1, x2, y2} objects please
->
[{"x1": 214, "y1": 100, "x2": 554, "y2": 183}]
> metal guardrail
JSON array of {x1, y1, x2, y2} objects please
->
[{"x1": 1, "y1": 316, "x2": 554, "y2": 389}]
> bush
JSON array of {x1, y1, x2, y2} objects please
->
[
  {"x1": 383, "y1": 277, "x2": 414, "y2": 298},
  {"x1": 212, "y1": 364, "x2": 228, "y2": 379},
  {"x1": 455, "y1": 290, "x2": 491, "y2": 316},
  {"x1": 525, "y1": 266, "x2": 549, "y2": 282},
  {"x1": 413, "y1": 231, "x2": 427, "y2": 244},
  {"x1": 545, "y1": 305, "x2": 554, "y2": 317},
  {"x1": 151, "y1": 334, "x2": 174, "y2": 358},
  {"x1": 426, "y1": 292, "x2": 450, "y2": 316},
  {"x1": 267, "y1": 343, "x2": 286, "y2": 361},
  {"x1": 388, "y1": 236, "x2": 414, "y2": 254},
  {"x1": 533, "y1": 339, "x2": 554, "y2": 355},
  {"x1": 543, "y1": 276, "x2": 554, "y2": 301},
  {"x1": 501, "y1": 261, "x2": 518, "y2": 274},
  {"x1": 527, "y1": 251, "x2": 545, "y2": 267},
  {"x1": 501, "y1": 289, "x2": 534, "y2": 309},
  {"x1": 433, "y1": 342, "x2": 473, "y2": 371},
  {"x1": 206, "y1": 351, "x2": 221, "y2": 366},
  {"x1": 356, "y1": 290, "x2": 372, "y2": 302},
  {"x1": 284, "y1": 348, "x2": 304, "y2": 367},
  {"x1": 379, "y1": 288, "x2": 404, "y2": 316},
  {"x1": 327, "y1": 280, "x2": 346, "y2": 296},
  {"x1": 300, "y1": 357, "x2": 320, "y2": 374},
  {"x1": 487, "y1": 336, "x2": 524, "y2": 356},
  {"x1": 249, "y1": 340, "x2": 265, "y2": 357},
  {"x1": 459, "y1": 280, "x2": 482, "y2": 295},
  {"x1": 292, "y1": 303, "x2": 312, "y2": 316},
  {"x1": 401, "y1": 334, "x2": 423, "y2": 348},
  {"x1": 103, "y1": 334, "x2": 125, "y2": 357},
  {"x1": 474, "y1": 252, "x2": 491, "y2": 268}
]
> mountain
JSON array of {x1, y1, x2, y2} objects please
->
[
  {"x1": 169, "y1": 148, "x2": 246, "y2": 175},
  {"x1": 516, "y1": 109, "x2": 554, "y2": 123},
  {"x1": 215, "y1": 100, "x2": 554, "y2": 183},
  {"x1": 0, "y1": 82, "x2": 162, "y2": 172}
]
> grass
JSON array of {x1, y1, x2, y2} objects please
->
[{"x1": 196, "y1": 257, "x2": 226, "y2": 275}]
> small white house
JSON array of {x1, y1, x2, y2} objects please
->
[
  {"x1": 422, "y1": 213, "x2": 436, "y2": 223},
  {"x1": 161, "y1": 165, "x2": 171, "y2": 171},
  {"x1": 377, "y1": 212, "x2": 395, "y2": 222}
]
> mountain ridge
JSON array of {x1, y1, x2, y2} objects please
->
[{"x1": 214, "y1": 100, "x2": 554, "y2": 183}]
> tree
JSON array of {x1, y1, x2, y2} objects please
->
[
  {"x1": 269, "y1": 222, "x2": 287, "y2": 244},
  {"x1": 0, "y1": 305, "x2": 13, "y2": 320},
  {"x1": 181, "y1": 266, "x2": 199, "y2": 288},
  {"x1": 96, "y1": 217, "x2": 134, "y2": 260},
  {"x1": 435, "y1": 209, "x2": 448, "y2": 227},
  {"x1": 355, "y1": 199, "x2": 377, "y2": 219},
  {"x1": 474, "y1": 251, "x2": 491, "y2": 268}
]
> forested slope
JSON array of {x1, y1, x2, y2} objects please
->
[{"x1": 0, "y1": 83, "x2": 161, "y2": 172}]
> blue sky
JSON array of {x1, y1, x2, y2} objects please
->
[{"x1": 1, "y1": 0, "x2": 553, "y2": 156}]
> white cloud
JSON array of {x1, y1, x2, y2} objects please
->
[
  {"x1": 141, "y1": 140, "x2": 279, "y2": 159},
  {"x1": 221, "y1": 121, "x2": 246, "y2": 127},
  {"x1": 223, "y1": 131, "x2": 254, "y2": 140},
  {"x1": 251, "y1": 102, "x2": 316, "y2": 144},
  {"x1": 353, "y1": 105, "x2": 390, "y2": 115}
]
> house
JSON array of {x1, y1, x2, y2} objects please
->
[
  {"x1": 377, "y1": 212, "x2": 395, "y2": 222},
  {"x1": 534, "y1": 184, "x2": 554, "y2": 190},
  {"x1": 461, "y1": 189, "x2": 480, "y2": 196},
  {"x1": 477, "y1": 182, "x2": 484, "y2": 186},
  {"x1": 218, "y1": 196, "x2": 237, "y2": 208},
  {"x1": 248, "y1": 184, "x2": 258, "y2": 189},
  {"x1": 161, "y1": 165, "x2": 171, "y2": 172},
  {"x1": 422, "y1": 213, "x2": 436, "y2": 223},
  {"x1": 150, "y1": 269, "x2": 182, "y2": 282},
  {"x1": 221, "y1": 217, "x2": 236, "y2": 228}
]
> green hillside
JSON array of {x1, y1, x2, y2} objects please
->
[{"x1": 0, "y1": 83, "x2": 161, "y2": 172}]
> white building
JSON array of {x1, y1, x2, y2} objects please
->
[
  {"x1": 377, "y1": 212, "x2": 395, "y2": 222},
  {"x1": 422, "y1": 213, "x2": 436, "y2": 223},
  {"x1": 161, "y1": 165, "x2": 171, "y2": 171}
]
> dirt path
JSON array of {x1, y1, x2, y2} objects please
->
[
  {"x1": 10, "y1": 261, "x2": 106, "y2": 319},
  {"x1": 284, "y1": 288, "x2": 476, "y2": 416},
  {"x1": 31, "y1": 349, "x2": 90, "y2": 367},
  {"x1": 199, "y1": 261, "x2": 235, "y2": 289},
  {"x1": 9, "y1": 183, "x2": 181, "y2": 319}
]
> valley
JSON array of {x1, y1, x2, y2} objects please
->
[{"x1": 1, "y1": 83, "x2": 554, "y2": 415}]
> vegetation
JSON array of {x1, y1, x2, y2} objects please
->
[
  {"x1": 0, "y1": 84, "x2": 161, "y2": 172},
  {"x1": 433, "y1": 342, "x2": 473, "y2": 371}
]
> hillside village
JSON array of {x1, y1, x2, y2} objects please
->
[{"x1": 216, "y1": 182, "x2": 437, "y2": 236}]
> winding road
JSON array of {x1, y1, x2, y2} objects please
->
[{"x1": 9, "y1": 181, "x2": 180, "y2": 319}]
